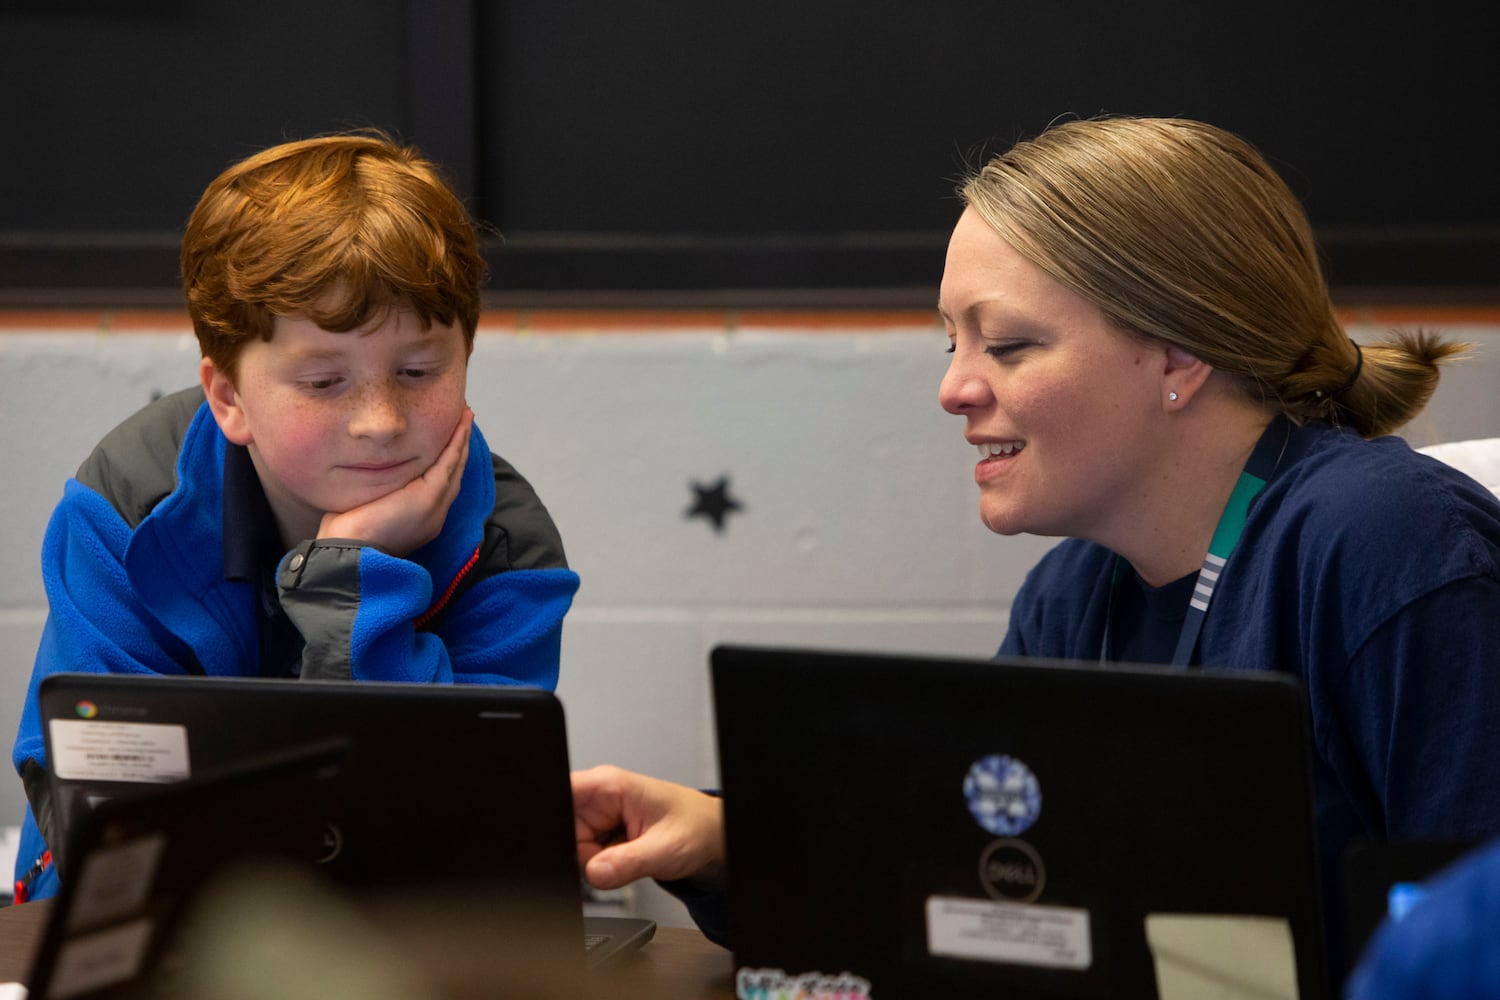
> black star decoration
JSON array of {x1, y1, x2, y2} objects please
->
[{"x1": 685, "y1": 476, "x2": 744, "y2": 534}]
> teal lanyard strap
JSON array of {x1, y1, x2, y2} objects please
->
[{"x1": 1101, "y1": 415, "x2": 1290, "y2": 667}]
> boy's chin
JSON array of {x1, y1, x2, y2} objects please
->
[{"x1": 328, "y1": 475, "x2": 418, "y2": 510}]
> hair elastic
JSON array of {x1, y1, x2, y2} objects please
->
[
  {"x1": 1315, "y1": 339, "x2": 1363, "y2": 399},
  {"x1": 1334, "y1": 339, "x2": 1364, "y2": 397}
]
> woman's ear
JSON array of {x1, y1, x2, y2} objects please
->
[
  {"x1": 1162, "y1": 345, "x2": 1214, "y2": 410},
  {"x1": 200, "y1": 357, "x2": 253, "y2": 445}
]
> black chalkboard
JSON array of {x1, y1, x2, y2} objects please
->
[{"x1": 2, "y1": 0, "x2": 1496, "y2": 303}]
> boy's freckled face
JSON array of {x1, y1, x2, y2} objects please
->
[{"x1": 212, "y1": 309, "x2": 469, "y2": 542}]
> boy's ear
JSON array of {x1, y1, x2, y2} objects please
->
[{"x1": 200, "y1": 357, "x2": 253, "y2": 445}]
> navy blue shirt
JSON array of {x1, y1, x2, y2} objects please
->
[
  {"x1": 1104, "y1": 566, "x2": 1197, "y2": 665},
  {"x1": 1001, "y1": 421, "x2": 1500, "y2": 979}
]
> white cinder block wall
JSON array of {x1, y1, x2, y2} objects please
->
[{"x1": 2, "y1": 317, "x2": 1497, "y2": 923}]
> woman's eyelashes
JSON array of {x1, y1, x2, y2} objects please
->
[
  {"x1": 985, "y1": 340, "x2": 1031, "y2": 360},
  {"x1": 943, "y1": 332, "x2": 1033, "y2": 358}
]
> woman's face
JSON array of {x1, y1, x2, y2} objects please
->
[{"x1": 937, "y1": 207, "x2": 1175, "y2": 545}]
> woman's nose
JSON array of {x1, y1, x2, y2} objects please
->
[{"x1": 939, "y1": 353, "x2": 989, "y2": 415}]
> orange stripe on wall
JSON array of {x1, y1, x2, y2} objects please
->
[
  {"x1": 1334, "y1": 306, "x2": 1500, "y2": 326},
  {"x1": 1, "y1": 306, "x2": 1498, "y2": 334}
]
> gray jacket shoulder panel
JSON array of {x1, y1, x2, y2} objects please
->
[
  {"x1": 75, "y1": 387, "x2": 205, "y2": 529},
  {"x1": 481, "y1": 452, "x2": 569, "y2": 573}
]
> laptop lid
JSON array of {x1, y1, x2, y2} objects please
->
[
  {"x1": 36, "y1": 674, "x2": 652, "y2": 979},
  {"x1": 40, "y1": 674, "x2": 579, "y2": 901},
  {"x1": 711, "y1": 645, "x2": 1329, "y2": 1000},
  {"x1": 27, "y1": 739, "x2": 351, "y2": 1000}
]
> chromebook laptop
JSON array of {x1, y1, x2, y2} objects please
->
[
  {"x1": 33, "y1": 673, "x2": 653, "y2": 996},
  {"x1": 711, "y1": 645, "x2": 1329, "y2": 1000}
]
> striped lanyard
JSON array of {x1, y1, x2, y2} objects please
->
[{"x1": 1102, "y1": 415, "x2": 1291, "y2": 667}]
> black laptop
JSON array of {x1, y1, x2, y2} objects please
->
[
  {"x1": 33, "y1": 673, "x2": 653, "y2": 996},
  {"x1": 711, "y1": 645, "x2": 1329, "y2": 1000}
]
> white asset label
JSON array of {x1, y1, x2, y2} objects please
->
[
  {"x1": 926, "y1": 895, "x2": 1092, "y2": 970},
  {"x1": 49, "y1": 720, "x2": 190, "y2": 782}
]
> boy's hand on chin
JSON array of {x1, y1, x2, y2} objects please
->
[{"x1": 317, "y1": 408, "x2": 473, "y2": 557}]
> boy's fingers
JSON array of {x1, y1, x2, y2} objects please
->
[{"x1": 424, "y1": 408, "x2": 472, "y2": 491}]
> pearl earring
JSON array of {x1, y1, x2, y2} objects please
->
[{"x1": 1168, "y1": 391, "x2": 1179, "y2": 402}]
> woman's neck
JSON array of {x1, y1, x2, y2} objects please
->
[{"x1": 1105, "y1": 403, "x2": 1277, "y2": 588}]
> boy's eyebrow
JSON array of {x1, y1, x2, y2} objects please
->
[
  {"x1": 399, "y1": 330, "x2": 453, "y2": 349},
  {"x1": 278, "y1": 329, "x2": 454, "y2": 362},
  {"x1": 279, "y1": 345, "x2": 353, "y2": 364}
]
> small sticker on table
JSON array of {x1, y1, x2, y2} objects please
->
[
  {"x1": 49, "y1": 720, "x2": 190, "y2": 782},
  {"x1": 736, "y1": 967, "x2": 872, "y2": 1000},
  {"x1": 926, "y1": 895, "x2": 1092, "y2": 970}
]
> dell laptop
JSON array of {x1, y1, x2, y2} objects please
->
[{"x1": 712, "y1": 645, "x2": 1328, "y2": 999}]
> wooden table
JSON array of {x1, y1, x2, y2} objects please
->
[
  {"x1": 0, "y1": 900, "x2": 737, "y2": 998},
  {"x1": 610, "y1": 924, "x2": 739, "y2": 999},
  {"x1": 0, "y1": 901, "x2": 48, "y2": 985}
]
